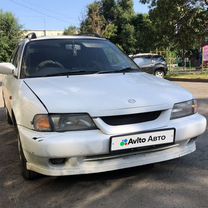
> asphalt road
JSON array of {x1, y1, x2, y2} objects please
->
[{"x1": 0, "y1": 81, "x2": 208, "y2": 208}]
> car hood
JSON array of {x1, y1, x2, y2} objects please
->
[{"x1": 24, "y1": 72, "x2": 193, "y2": 117}]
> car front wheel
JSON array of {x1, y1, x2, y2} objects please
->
[
  {"x1": 154, "y1": 69, "x2": 165, "y2": 78},
  {"x1": 6, "y1": 109, "x2": 13, "y2": 125},
  {"x1": 17, "y1": 135, "x2": 41, "y2": 180}
]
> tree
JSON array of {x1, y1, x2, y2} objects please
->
[
  {"x1": 102, "y1": 0, "x2": 117, "y2": 22},
  {"x1": 80, "y1": 1, "x2": 117, "y2": 38},
  {"x1": 80, "y1": 0, "x2": 137, "y2": 54},
  {"x1": 133, "y1": 14, "x2": 157, "y2": 52},
  {"x1": 139, "y1": 0, "x2": 208, "y2": 55},
  {"x1": 114, "y1": 0, "x2": 137, "y2": 53},
  {"x1": 0, "y1": 10, "x2": 22, "y2": 62},
  {"x1": 63, "y1": 26, "x2": 79, "y2": 35}
]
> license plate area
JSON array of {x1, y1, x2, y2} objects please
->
[{"x1": 110, "y1": 128, "x2": 175, "y2": 153}]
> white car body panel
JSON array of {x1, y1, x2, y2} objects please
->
[
  {"x1": 23, "y1": 73, "x2": 192, "y2": 117},
  {"x1": 2, "y1": 75, "x2": 47, "y2": 128},
  {"x1": 26, "y1": 141, "x2": 196, "y2": 176},
  {"x1": 18, "y1": 113, "x2": 206, "y2": 158}
]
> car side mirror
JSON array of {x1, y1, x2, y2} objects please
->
[{"x1": 0, "y1": 63, "x2": 16, "y2": 75}]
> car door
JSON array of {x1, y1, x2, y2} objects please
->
[
  {"x1": 3, "y1": 43, "x2": 24, "y2": 117},
  {"x1": 133, "y1": 56, "x2": 154, "y2": 74}
]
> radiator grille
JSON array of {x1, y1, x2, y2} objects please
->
[{"x1": 101, "y1": 111, "x2": 162, "y2": 126}]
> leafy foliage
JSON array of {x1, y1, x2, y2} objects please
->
[
  {"x1": 133, "y1": 14, "x2": 157, "y2": 52},
  {"x1": 0, "y1": 10, "x2": 22, "y2": 62},
  {"x1": 80, "y1": 1, "x2": 115, "y2": 37},
  {"x1": 63, "y1": 26, "x2": 79, "y2": 35},
  {"x1": 114, "y1": 0, "x2": 136, "y2": 53},
  {"x1": 140, "y1": 0, "x2": 208, "y2": 54},
  {"x1": 77, "y1": 0, "x2": 208, "y2": 55},
  {"x1": 80, "y1": 0, "x2": 137, "y2": 54}
]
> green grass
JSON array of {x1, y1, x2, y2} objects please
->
[
  {"x1": 166, "y1": 73, "x2": 208, "y2": 80},
  {"x1": 168, "y1": 67, "x2": 196, "y2": 71}
]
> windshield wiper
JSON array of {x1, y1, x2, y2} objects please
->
[
  {"x1": 42, "y1": 67, "x2": 139, "y2": 77},
  {"x1": 45, "y1": 70, "x2": 98, "y2": 77},
  {"x1": 96, "y1": 67, "x2": 139, "y2": 74},
  {"x1": 116, "y1": 67, "x2": 139, "y2": 73}
]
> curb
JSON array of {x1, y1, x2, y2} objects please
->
[{"x1": 167, "y1": 78, "x2": 208, "y2": 83}]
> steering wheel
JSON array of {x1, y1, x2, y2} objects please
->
[{"x1": 37, "y1": 60, "x2": 64, "y2": 71}]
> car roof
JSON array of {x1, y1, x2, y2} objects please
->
[
  {"x1": 24, "y1": 35, "x2": 106, "y2": 43},
  {"x1": 131, "y1": 53, "x2": 163, "y2": 58}
]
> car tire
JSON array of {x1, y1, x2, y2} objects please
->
[
  {"x1": 154, "y1": 69, "x2": 165, "y2": 78},
  {"x1": 17, "y1": 135, "x2": 41, "y2": 180}
]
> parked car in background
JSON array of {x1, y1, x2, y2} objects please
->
[
  {"x1": 0, "y1": 34, "x2": 206, "y2": 180},
  {"x1": 130, "y1": 53, "x2": 168, "y2": 78}
]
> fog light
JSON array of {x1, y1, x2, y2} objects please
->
[
  {"x1": 68, "y1": 157, "x2": 79, "y2": 166},
  {"x1": 49, "y1": 158, "x2": 66, "y2": 165}
]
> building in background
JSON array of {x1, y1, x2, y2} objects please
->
[{"x1": 23, "y1": 30, "x2": 64, "y2": 37}]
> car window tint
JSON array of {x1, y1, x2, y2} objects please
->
[
  {"x1": 10, "y1": 47, "x2": 18, "y2": 64},
  {"x1": 12, "y1": 44, "x2": 24, "y2": 68},
  {"x1": 21, "y1": 39, "x2": 139, "y2": 78},
  {"x1": 152, "y1": 56, "x2": 165, "y2": 62},
  {"x1": 134, "y1": 57, "x2": 144, "y2": 65},
  {"x1": 103, "y1": 47, "x2": 126, "y2": 66},
  {"x1": 134, "y1": 57, "x2": 152, "y2": 66}
]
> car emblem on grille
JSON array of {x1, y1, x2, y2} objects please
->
[{"x1": 128, "y1": 99, "x2": 136, "y2": 104}]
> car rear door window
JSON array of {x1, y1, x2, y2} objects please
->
[{"x1": 134, "y1": 57, "x2": 152, "y2": 67}]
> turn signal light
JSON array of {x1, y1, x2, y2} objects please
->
[{"x1": 33, "y1": 115, "x2": 51, "y2": 131}]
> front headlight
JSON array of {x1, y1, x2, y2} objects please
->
[
  {"x1": 33, "y1": 114, "x2": 97, "y2": 132},
  {"x1": 170, "y1": 99, "x2": 197, "y2": 120}
]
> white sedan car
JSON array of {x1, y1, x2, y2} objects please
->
[{"x1": 0, "y1": 34, "x2": 206, "y2": 179}]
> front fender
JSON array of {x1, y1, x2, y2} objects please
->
[{"x1": 12, "y1": 80, "x2": 48, "y2": 129}]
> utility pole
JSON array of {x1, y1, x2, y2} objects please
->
[{"x1": 43, "y1": 17, "x2": 46, "y2": 36}]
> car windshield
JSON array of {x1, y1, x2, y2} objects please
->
[{"x1": 21, "y1": 39, "x2": 140, "y2": 78}]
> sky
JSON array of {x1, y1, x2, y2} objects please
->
[{"x1": 1, "y1": 0, "x2": 149, "y2": 30}]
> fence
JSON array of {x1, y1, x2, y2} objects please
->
[{"x1": 150, "y1": 49, "x2": 208, "y2": 73}]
